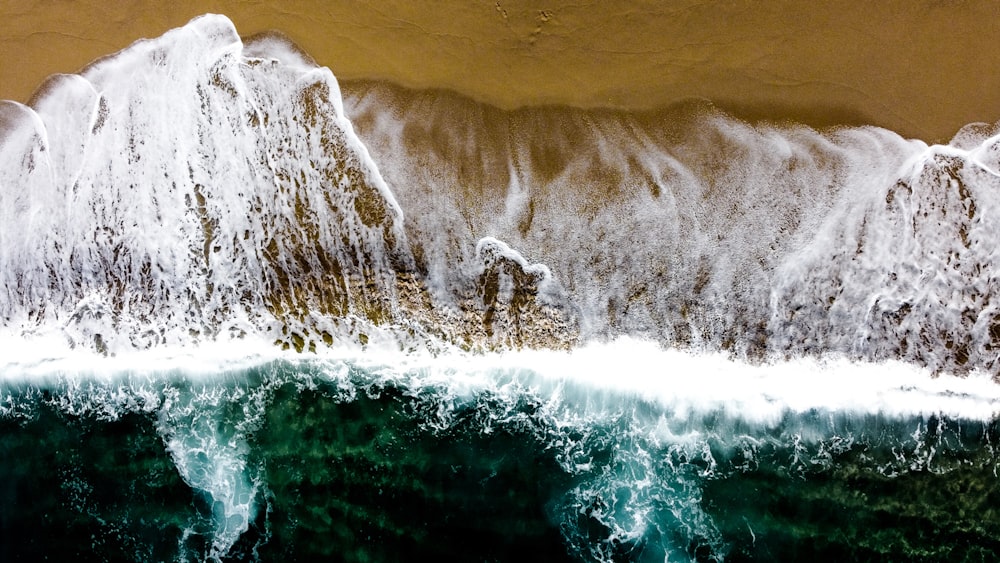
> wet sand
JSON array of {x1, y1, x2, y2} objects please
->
[{"x1": 1, "y1": 0, "x2": 998, "y2": 142}]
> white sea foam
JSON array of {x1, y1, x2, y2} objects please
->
[
  {"x1": 2, "y1": 14, "x2": 1000, "y2": 415},
  {"x1": 4, "y1": 13, "x2": 999, "y2": 378},
  {"x1": 336, "y1": 338, "x2": 1000, "y2": 560},
  {"x1": 347, "y1": 338, "x2": 1000, "y2": 425},
  {"x1": 342, "y1": 81, "x2": 1000, "y2": 374},
  {"x1": 0, "y1": 14, "x2": 413, "y2": 356},
  {"x1": 158, "y1": 381, "x2": 265, "y2": 560},
  {"x1": 2, "y1": 337, "x2": 997, "y2": 562},
  {"x1": 0, "y1": 332, "x2": 283, "y2": 380},
  {"x1": 5, "y1": 331, "x2": 999, "y2": 421},
  {"x1": 3, "y1": 14, "x2": 1000, "y2": 562}
]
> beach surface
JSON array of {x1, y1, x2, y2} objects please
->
[{"x1": 1, "y1": 0, "x2": 998, "y2": 142}]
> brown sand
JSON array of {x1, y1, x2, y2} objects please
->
[{"x1": 1, "y1": 0, "x2": 998, "y2": 142}]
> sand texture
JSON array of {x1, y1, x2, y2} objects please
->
[{"x1": 1, "y1": 0, "x2": 998, "y2": 141}]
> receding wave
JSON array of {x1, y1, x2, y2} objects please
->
[
  {"x1": 2, "y1": 14, "x2": 1000, "y2": 376},
  {"x1": 0, "y1": 14, "x2": 572, "y2": 359},
  {"x1": 2, "y1": 13, "x2": 1000, "y2": 563},
  {"x1": 341, "y1": 81, "x2": 1000, "y2": 375}
]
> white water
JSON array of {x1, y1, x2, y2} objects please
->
[
  {"x1": 343, "y1": 84, "x2": 1000, "y2": 374},
  {"x1": 3, "y1": 14, "x2": 1000, "y2": 374},
  {"x1": 2, "y1": 15, "x2": 1000, "y2": 558},
  {"x1": 4, "y1": 340, "x2": 999, "y2": 559},
  {"x1": 0, "y1": 14, "x2": 411, "y2": 355}
]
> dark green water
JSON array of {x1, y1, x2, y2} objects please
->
[{"x1": 2, "y1": 359, "x2": 999, "y2": 562}]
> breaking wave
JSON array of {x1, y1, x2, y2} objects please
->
[
  {"x1": 2, "y1": 13, "x2": 1000, "y2": 562},
  {"x1": 4, "y1": 345, "x2": 1000, "y2": 561}
]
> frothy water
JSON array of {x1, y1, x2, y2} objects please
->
[
  {"x1": 3, "y1": 346, "x2": 1000, "y2": 561},
  {"x1": 342, "y1": 83, "x2": 1000, "y2": 374},
  {"x1": 2, "y1": 13, "x2": 1000, "y2": 562}
]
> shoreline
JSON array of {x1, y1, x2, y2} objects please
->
[{"x1": 1, "y1": 1, "x2": 999, "y2": 142}]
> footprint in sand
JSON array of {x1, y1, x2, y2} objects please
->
[{"x1": 529, "y1": 10, "x2": 554, "y2": 44}]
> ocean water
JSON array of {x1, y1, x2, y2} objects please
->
[
  {"x1": 5, "y1": 347, "x2": 1000, "y2": 562},
  {"x1": 3, "y1": 14, "x2": 1000, "y2": 562}
]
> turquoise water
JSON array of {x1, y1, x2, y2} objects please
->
[{"x1": 3, "y1": 358, "x2": 999, "y2": 562}]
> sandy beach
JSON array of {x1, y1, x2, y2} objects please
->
[{"x1": 1, "y1": 0, "x2": 998, "y2": 142}]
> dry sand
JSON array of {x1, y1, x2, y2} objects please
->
[{"x1": 1, "y1": 0, "x2": 998, "y2": 142}]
